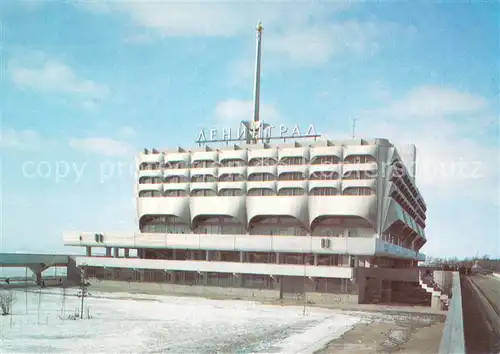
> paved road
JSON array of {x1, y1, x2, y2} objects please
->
[{"x1": 462, "y1": 275, "x2": 500, "y2": 353}]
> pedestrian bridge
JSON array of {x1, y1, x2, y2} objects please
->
[
  {"x1": 0, "y1": 253, "x2": 70, "y2": 267},
  {"x1": 0, "y1": 253, "x2": 72, "y2": 284}
]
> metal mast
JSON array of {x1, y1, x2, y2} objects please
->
[
  {"x1": 243, "y1": 21, "x2": 267, "y2": 144},
  {"x1": 253, "y1": 21, "x2": 263, "y2": 124}
]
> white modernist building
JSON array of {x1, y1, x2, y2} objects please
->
[
  {"x1": 62, "y1": 22, "x2": 427, "y2": 298},
  {"x1": 63, "y1": 137, "x2": 427, "y2": 294}
]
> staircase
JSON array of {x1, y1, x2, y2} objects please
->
[
  {"x1": 391, "y1": 281, "x2": 432, "y2": 306},
  {"x1": 419, "y1": 271, "x2": 450, "y2": 310}
]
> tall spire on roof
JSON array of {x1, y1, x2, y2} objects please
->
[{"x1": 252, "y1": 21, "x2": 263, "y2": 125}]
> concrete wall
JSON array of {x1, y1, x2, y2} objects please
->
[
  {"x1": 356, "y1": 267, "x2": 420, "y2": 304},
  {"x1": 67, "y1": 256, "x2": 81, "y2": 284},
  {"x1": 89, "y1": 279, "x2": 280, "y2": 300},
  {"x1": 357, "y1": 267, "x2": 420, "y2": 282},
  {"x1": 305, "y1": 292, "x2": 358, "y2": 305},
  {"x1": 433, "y1": 270, "x2": 453, "y2": 296},
  {"x1": 87, "y1": 279, "x2": 359, "y2": 304}
]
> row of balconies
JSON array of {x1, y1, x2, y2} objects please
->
[
  {"x1": 139, "y1": 155, "x2": 376, "y2": 171},
  {"x1": 138, "y1": 186, "x2": 375, "y2": 198},
  {"x1": 137, "y1": 162, "x2": 379, "y2": 180},
  {"x1": 136, "y1": 187, "x2": 424, "y2": 228},
  {"x1": 138, "y1": 144, "x2": 380, "y2": 166},
  {"x1": 138, "y1": 159, "x2": 425, "y2": 214},
  {"x1": 138, "y1": 171, "x2": 378, "y2": 184},
  {"x1": 137, "y1": 178, "x2": 377, "y2": 195}
]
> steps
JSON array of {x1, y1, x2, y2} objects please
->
[
  {"x1": 419, "y1": 277, "x2": 449, "y2": 310},
  {"x1": 391, "y1": 281, "x2": 431, "y2": 306}
]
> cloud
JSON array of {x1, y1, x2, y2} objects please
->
[
  {"x1": 9, "y1": 56, "x2": 109, "y2": 98},
  {"x1": 78, "y1": 2, "x2": 350, "y2": 37},
  {"x1": 0, "y1": 128, "x2": 55, "y2": 151},
  {"x1": 78, "y1": 2, "x2": 384, "y2": 66},
  {"x1": 370, "y1": 86, "x2": 489, "y2": 118},
  {"x1": 214, "y1": 99, "x2": 279, "y2": 124},
  {"x1": 69, "y1": 137, "x2": 132, "y2": 157},
  {"x1": 348, "y1": 86, "x2": 498, "y2": 204},
  {"x1": 266, "y1": 21, "x2": 383, "y2": 66},
  {"x1": 325, "y1": 84, "x2": 499, "y2": 258},
  {"x1": 118, "y1": 126, "x2": 137, "y2": 139}
]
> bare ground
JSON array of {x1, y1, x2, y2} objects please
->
[{"x1": 317, "y1": 312, "x2": 445, "y2": 354}]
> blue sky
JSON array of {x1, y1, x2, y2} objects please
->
[{"x1": 1, "y1": 1, "x2": 499, "y2": 258}]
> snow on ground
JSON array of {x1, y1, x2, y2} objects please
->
[{"x1": 0, "y1": 289, "x2": 360, "y2": 353}]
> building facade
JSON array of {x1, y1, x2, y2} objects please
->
[{"x1": 63, "y1": 137, "x2": 427, "y2": 298}]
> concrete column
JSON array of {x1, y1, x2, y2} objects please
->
[
  {"x1": 313, "y1": 254, "x2": 318, "y2": 266},
  {"x1": 35, "y1": 271, "x2": 42, "y2": 286},
  {"x1": 276, "y1": 253, "x2": 280, "y2": 264},
  {"x1": 124, "y1": 248, "x2": 130, "y2": 258},
  {"x1": 172, "y1": 249, "x2": 177, "y2": 260},
  {"x1": 206, "y1": 251, "x2": 211, "y2": 261},
  {"x1": 106, "y1": 248, "x2": 112, "y2": 257},
  {"x1": 114, "y1": 248, "x2": 119, "y2": 258},
  {"x1": 86, "y1": 247, "x2": 92, "y2": 257},
  {"x1": 239, "y1": 251, "x2": 244, "y2": 263}
]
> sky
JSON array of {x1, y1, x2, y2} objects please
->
[{"x1": 1, "y1": 1, "x2": 499, "y2": 259}]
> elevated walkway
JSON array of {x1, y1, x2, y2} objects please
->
[
  {"x1": 0, "y1": 253, "x2": 76, "y2": 285},
  {"x1": 0, "y1": 253, "x2": 69, "y2": 267}
]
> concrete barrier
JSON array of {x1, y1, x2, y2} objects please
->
[{"x1": 438, "y1": 272, "x2": 465, "y2": 354}]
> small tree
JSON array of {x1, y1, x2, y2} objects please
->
[
  {"x1": 0, "y1": 290, "x2": 16, "y2": 316},
  {"x1": 77, "y1": 264, "x2": 91, "y2": 319}
]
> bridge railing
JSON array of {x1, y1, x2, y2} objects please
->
[{"x1": 438, "y1": 271, "x2": 465, "y2": 354}]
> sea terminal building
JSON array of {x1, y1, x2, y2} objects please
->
[{"x1": 63, "y1": 134, "x2": 429, "y2": 304}]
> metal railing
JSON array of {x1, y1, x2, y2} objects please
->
[{"x1": 438, "y1": 271, "x2": 465, "y2": 354}]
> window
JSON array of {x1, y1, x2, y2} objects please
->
[
  {"x1": 164, "y1": 161, "x2": 188, "y2": 169},
  {"x1": 311, "y1": 156, "x2": 340, "y2": 165},
  {"x1": 164, "y1": 176, "x2": 189, "y2": 183},
  {"x1": 279, "y1": 157, "x2": 307, "y2": 165},
  {"x1": 191, "y1": 189, "x2": 217, "y2": 197},
  {"x1": 164, "y1": 190, "x2": 188, "y2": 197},
  {"x1": 310, "y1": 187, "x2": 338, "y2": 196},
  {"x1": 248, "y1": 188, "x2": 274, "y2": 196},
  {"x1": 321, "y1": 239, "x2": 332, "y2": 249},
  {"x1": 277, "y1": 188, "x2": 305, "y2": 196},
  {"x1": 278, "y1": 172, "x2": 304, "y2": 181},
  {"x1": 248, "y1": 173, "x2": 275, "y2": 181},
  {"x1": 219, "y1": 173, "x2": 245, "y2": 182},
  {"x1": 219, "y1": 189, "x2": 245, "y2": 196},
  {"x1": 191, "y1": 175, "x2": 217, "y2": 183},
  {"x1": 248, "y1": 157, "x2": 277, "y2": 166},
  {"x1": 192, "y1": 160, "x2": 217, "y2": 168},
  {"x1": 139, "y1": 163, "x2": 160, "y2": 170},
  {"x1": 139, "y1": 176, "x2": 162, "y2": 184},
  {"x1": 343, "y1": 187, "x2": 374, "y2": 196},
  {"x1": 220, "y1": 159, "x2": 246, "y2": 167},
  {"x1": 344, "y1": 155, "x2": 376, "y2": 164},
  {"x1": 310, "y1": 171, "x2": 338, "y2": 180},
  {"x1": 139, "y1": 190, "x2": 162, "y2": 197}
]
